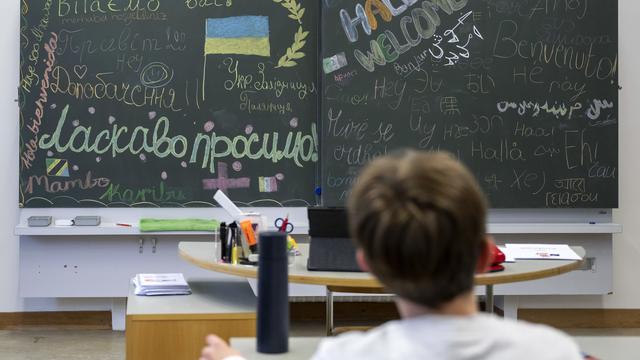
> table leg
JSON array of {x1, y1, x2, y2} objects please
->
[
  {"x1": 326, "y1": 287, "x2": 334, "y2": 336},
  {"x1": 485, "y1": 285, "x2": 494, "y2": 313},
  {"x1": 111, "y1": 298, "x2": 126, "y2": 331},
  {"x1": 495, "y1": 296, "x2": 519, "y2": 319}
]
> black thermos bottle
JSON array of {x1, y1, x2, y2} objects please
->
[{"x1": 257, "y1": 231, "x2": 289, "y2": 354}]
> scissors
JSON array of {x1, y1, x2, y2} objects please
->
[{"x1": 274, "y1": 215, "x2": 294, "y2": 233}]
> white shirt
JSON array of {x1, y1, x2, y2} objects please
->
[{"x1": 311, "y1": 313, "x2": 583, "y2": 360}]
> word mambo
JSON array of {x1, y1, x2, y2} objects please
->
[{"x1": 339, "y1": 0, "x2": 469, "y2": 71}]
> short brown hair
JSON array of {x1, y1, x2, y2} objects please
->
[{"x1": 347, "y1": 151, "x2": 488, "y2": 308}]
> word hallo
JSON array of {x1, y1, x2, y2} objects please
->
[{"x1": 340, "y1": 0, "x2": 467, "y2": 43}]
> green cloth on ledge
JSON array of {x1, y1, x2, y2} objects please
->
[{"x1": 139, "y1": 219, "x2": 220, "y2": 232}]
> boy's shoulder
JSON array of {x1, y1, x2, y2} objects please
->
[
  {"x1": 483, "y1": 315, "x2": 585, "y2": 360},
  {"x1": 479, "y1": 314, "x2": 581, "y2": 355},
  {"x1": 311, "y1": 314, "x2": 582, "y2": 360}
]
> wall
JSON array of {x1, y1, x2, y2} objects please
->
[
  {"x1": 1, "y1": 1, "x2": 112, "y2": 312},
  {"x1": 605, "y1": 0, "x2": 640, "y2": 309},
  {"x1": 1, "y1": 1, "x2": 638, "y2": 313},
  {"x1": 0, "y1": 0, "x2": 23, "y2": 312},
  {"x1": 519, "y1": 0, "x2": 640, "y2": 310}
]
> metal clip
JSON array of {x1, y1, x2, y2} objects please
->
[
  {"x1": 578, "y1": 257, "x2": 597, "y2": 272},
  {"x1": 151, "y1": 238, "x2": 157, "y2": 254},
  {"x1": 139, "y1": 238, "x2": 144, "y2": 254}
]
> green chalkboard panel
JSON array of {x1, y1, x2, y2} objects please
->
[
  {"x1": 320, "y1": 0, "x2": 618, "y2": 208},
  {"x1": 19, "y1": 0, "x2": 620, "y2": 209},
  {"x1": 19, "y1": 0, "x2": 319, "y2": 207}
]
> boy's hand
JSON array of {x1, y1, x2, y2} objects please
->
[{"x1": 200, "y1": 335, "x2": 243, "y2": 360}]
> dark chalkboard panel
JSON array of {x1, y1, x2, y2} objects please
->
[
  {"x1": 320, "y1": 0, "x2": 618, "y2": 208},
  {"x1": 19, "y1": 0, "x2": 319, "y2": 207},
  {"x1": 19, "y1": 0, "x2": 620, "y2": 209}
]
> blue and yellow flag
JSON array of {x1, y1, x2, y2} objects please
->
[{"x1": 205, "y1": 16, "x2": 271, "y2": 57}]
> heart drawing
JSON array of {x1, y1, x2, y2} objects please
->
[{"x1": 73, "y1": 65, "x2": 88, "y2": 79}]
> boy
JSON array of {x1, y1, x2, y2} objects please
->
[{"x1": 201, "y1": 151, "x2": 582, "y2": 360}]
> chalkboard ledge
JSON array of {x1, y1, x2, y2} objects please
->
[
  {"x1": 487, "y1": 223, "x2": 622, "y2": 235},
  {"x1": 14, "y1": 223, "x2": 216, "y2": 237},
  {"x1": 14, "y1": 222, "x2": 621, "y2": 236}
]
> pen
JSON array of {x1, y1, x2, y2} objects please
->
[
  {"x1": 219, "y1": 222, "x2": 228, "y2": 263},
  {"x1": 231, "y1": 226, "x2": 241, "y2": 265},
  {"x1": 240, "y1": 219, "x2": 258, "y2": 253},
  {"x1": 228, "y1": 222, "x2": 238, "y2": 264}
]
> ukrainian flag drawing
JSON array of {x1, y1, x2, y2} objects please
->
[{"x1": 205, "y1": 16, "x2": 271, "y2": 57}]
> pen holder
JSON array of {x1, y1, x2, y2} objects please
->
[{"x1": 256, "y1": 231, "x2": 289, "y2": 354}]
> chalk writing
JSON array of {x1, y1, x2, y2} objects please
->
[
  {"x1": 321, "y1": 0, "x2": 618, "y2": 208},
  {"x1": 21, "y1": 32, "x2": 58, "y2": 170}
]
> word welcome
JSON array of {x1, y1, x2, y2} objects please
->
[
  {"x1": 21, "y1": 32, "x2": 58, "y2": 170},
  {"x1": 58, "y1": 0, "x2": 161, "y2": 17},
  {"x1": 100, "y1": 182, "x2": 187, "y2": 204},
  {"x1": 38, "y1": 105, "x2": 319, "y2": 174},
  {"x1": 223, "y1": 58, "x2": 316, "y2": 100},
  {"x1": 50, "y1": 66, "x2": 182, "y2": 111},
  {"x1": 493, "y1": 20, "x2": 617, "y2": 80},
  {"x1": 22, "y1": 1, "x2": 53, "y2": 93},
  {"x1": 343, "y1": 0, "x2": 469, "y2": 71},
  {"x1": 185, "y1": 0, "x2": 232, "y2": 9},
  {"x1": 340, "y1": 0, "x2": 466, "y2": 42}
]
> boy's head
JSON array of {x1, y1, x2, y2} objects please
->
[{"x1": 347, "y1": 151, "x2": 489, "y2": 309}]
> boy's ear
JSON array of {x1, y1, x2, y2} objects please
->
[
  {"x1": 476, "y1": 236, "x2": 495, "y2": 273},
  {"x1": 356, "y1": 249, "x2": 371, "y2": 272}
]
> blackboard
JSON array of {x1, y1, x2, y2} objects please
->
[
  {"x1": 320, "y1": 0, "x2": 619, "y2": 208},
  {"x1": 19, "y1": 0, "x2": 319, "y2": 207},
  {"x1": 19, "y1": 0, "x2": 619, "y2": 209}
]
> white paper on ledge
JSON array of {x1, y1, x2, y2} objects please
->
[
  {"x1": 497, "y1": 246, "x2": 516, "y2": 263},
  {"x1": 505, "y1": 244, "x2": 582, "y2": 260}
]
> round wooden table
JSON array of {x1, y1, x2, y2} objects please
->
[
  {"x1": 179, "y1": 241, "x2": 584, "y2": 332},
  {"x1": 179, "y1": 242, "x2": 585, "y2": 288}
]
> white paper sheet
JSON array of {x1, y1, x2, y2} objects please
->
[
  {"x1": 505, "y1": 244, "x2": 581, "y2": 260},
  {"x1": 497, "y1": 246, "x2": 516, "y2": 262}
]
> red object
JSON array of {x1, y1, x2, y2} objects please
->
[
  {"x1": 116, "y1": 223, "x2": 132, "y2": 227},
  {"x1": 492, "y1": 244, "x2": 506, "y2": 263},
  {"x1": 277, "y1": 217, "x2": 289, "y2": 232},
  {"x1": 488, "y1": 244, "x2": 506, "y2": 273}
]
